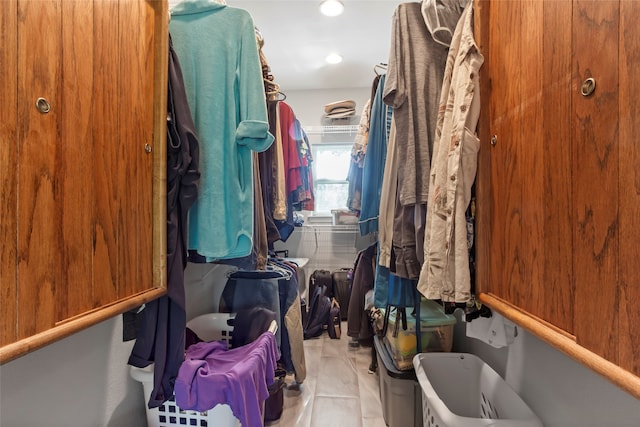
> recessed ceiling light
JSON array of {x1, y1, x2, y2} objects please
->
[
  {"x1": 325, "y1": 53, "x2": 343, "y2": 64},
  {"x1": 320, "y1": 0, "x2": 344, "y2": 17}
]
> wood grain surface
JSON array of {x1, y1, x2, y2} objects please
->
[
  {"x1": 618, "y1": 0, "x2": 640, "y2": 376},
  {"x1": 1, "y1": 0, "x2": 167, "y2": 362},
  {"x1": 1, "y1": 0, "x2": 18, "y2": 346},
  {"x1": 477, "y1": 0, "x2": 640, "y2": 384},
  {"x1": 572, "y1": 0, "x2": 619, "y2": 364},
  {"x1": 540, "y1": 0, "x2": 574, "y2": 336},
  {"x1": 17, "y1": 0, "x2": 62, "y2": 340}
]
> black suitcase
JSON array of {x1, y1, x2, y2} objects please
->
[
  {"x1": 308, "y1": 269, "x2": 333, "y2": 301},
  {"x1": 332, "y1": 267, "x2": 352, "y2": 320}
]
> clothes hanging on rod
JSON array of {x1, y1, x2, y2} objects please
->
[
  {"x1": 346, "y1": 70, "x2": 383, "y2": 214},
  {"x1": 220, "y1": 262, "x2": 307, "y2": 383},
  {"x1": 270, "y1": 101, "x2": 314, "y2": 243},
  {"x1": 418, "y1": 2, "x2": 483, "y2": 303},
  {"x1": 253, "y1": 150, "x2": 269, "y2": 270},
  {"x1": 251, "y1": 28, "x2": 276, "y2": 269},
  {"x1": 267, "y1": 257, "x2": 307, "y2": 383},
  {"x1": 345, "y1": 99, "x2": 370, "y2": 213},
  {"x1": 169, "y1": 1, "x2": 274, "y2": 262},
  {"x1": 128, "y1": 34, "x2": 200, "y2": 409},
  {"x1": 384, "y1": 2, "x2": 448, "y2": 209},
  {"x1": 273, "y1": 104, "x2": 287, "y2": 222},
  {"x1": 255, "y1": 35, "x2": 311, "y2": 247},
  {"x1": 377, "y1": 115, "x2": 398, "y2": 271},
  {"x1": 371, "y1": 112, "x2": 399, "y2": 309},
  {"x1": 355, "y1": 1, "x2": 471, "y2": 310},
  {"x1": 259, "y1": 100, "x2": 285, "y2": 245},
  {"x1": 257, "y1": 29, "x2": 287, "y2": 103},
  {"x1": 358, "y1": 74, "x2": 392, "y2": 236},
  {"x1": 381, "y1": 2, "x2": 442, "y2": 281},
  {"x1": 380, "y1": 1, "x2": 468, "y2": 282}
]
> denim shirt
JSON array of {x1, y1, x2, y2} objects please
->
[{"x1": 359, "y1": 75, "x2": 393, "y2": 236}]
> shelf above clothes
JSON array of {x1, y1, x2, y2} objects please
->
[{"x1": 303, "y1": 125, "x2": 359, "y2": 136}]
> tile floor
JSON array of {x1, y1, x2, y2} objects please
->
[{"x1": 268, "y1": 323, "x2": 386, "y2": 427}]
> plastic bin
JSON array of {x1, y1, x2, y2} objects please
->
[
  {"x1": 384, "y1": 299, "x2": 456, "y2": 370},
  {"x1": 374, "y1": 336, "x2": 422, "y2": 427},
  {"x1": 331, "y1": 209, "x2": 359, "y2": 225},
  {"x1": 413, "y1": 353, "x2": 543, "y2": 427},
  {"x1": 130, "y1": 313, "x2": 241, "y2": 427}
]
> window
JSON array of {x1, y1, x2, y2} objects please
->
[{"x1": 311, "y1": 143, "x2": 353, "y2": 214}]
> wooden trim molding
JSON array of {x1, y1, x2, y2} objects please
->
[
  {"x1": 151, "y1": 0, "x2": 168, "y2": 293},
  {"x1": 0, "y1": 288, "x2": 165, "y2": 364},
  {"x1": 479, "y1": 292, "x2": 640, "y2": 400}
]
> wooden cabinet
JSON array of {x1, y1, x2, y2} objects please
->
[
  {"x1": 0, "y1": 0, "x2": 168, "y2": 363},
  {"x1": 475, "y1": 0, "x2": 640, "y2": 397}
]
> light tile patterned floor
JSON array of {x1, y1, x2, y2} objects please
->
[{"x1": 268, "y1": 323, "x2": 385, "y2": 427}]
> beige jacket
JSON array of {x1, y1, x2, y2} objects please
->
[
  {"x1": 418, "y1": 4, "x2": 484, "y2": 302},
  {"x1": 273, "y1": 105, "x2": 287, "y2": 220}
]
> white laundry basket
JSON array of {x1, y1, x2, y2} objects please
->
[
  {"x1": 130, "y1": 313, "x2": 241, "y2": 427},
  {"x1": 413, "y1": 353, "x2": 542, "y2": 427}
]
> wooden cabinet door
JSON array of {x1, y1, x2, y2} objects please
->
[
  {"x1": 1, "y1": 0, "x2": 19, "y2": 348},
  {"x1": 572, "y1": 0, "x2": 620, "y2": 366},
  {"x1": 478, "y1": 0, "x2": 574, "y2": 334},
  {"x1": 1, "y1": 0, "x2": 167, "y2": 363},
  {"x1": 477, "y1": 0, "x2": 640, "y2": 386},
  {"x1": 618, "y1": 0, "x2": 640, "y2": 378}
]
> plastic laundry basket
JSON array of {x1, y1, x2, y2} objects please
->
[
  {"x1": 130, "y1": 313, "x2": 241, "y2": 427},
  {"x1": 413, "y1": 353, "x2": 542, "y2": 427}
]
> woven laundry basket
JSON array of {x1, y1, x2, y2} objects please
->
[{"x1": 130, "y1": 313, "x2": 241, "y2": 427}]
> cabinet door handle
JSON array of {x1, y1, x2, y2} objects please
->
[
  {"x1": 35, "y1": 97, "x2": 51, "y2": 114},
  {"x1": 581, "y1": 78, "x2": 596, "y2": 97}
]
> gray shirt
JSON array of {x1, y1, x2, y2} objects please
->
[{"x1": 383, "y1": 2, "x2": 450, "y2": 206}]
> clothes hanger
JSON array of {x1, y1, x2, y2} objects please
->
[
  {"x1": 255, "y1": 26, "x2": 264, "y2": 44},
  {"x1": 374, "y1": 62, "x2": 388, "y2": 76},
  {"x1": 265, "y1": 262, "x2": 293, "y2": 279},
  {"x1": 264, "y1": 77, "x2": 278, "y2": 87},
  {"x1": 264, "y1": 78, "x2": 286, "y2": 101},
  {"x1": 267, "y1": 90, "x2": 286, "y2": 102}
]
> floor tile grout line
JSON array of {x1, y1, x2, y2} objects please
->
[{"x1": 314, "y1": 393, "x2": 361, "y2": 398}]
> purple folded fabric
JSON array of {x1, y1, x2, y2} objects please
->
[{"x1": 175, "y1": 332, "x2": 279, "y2": 427}]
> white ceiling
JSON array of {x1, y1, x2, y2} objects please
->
[{"x1": 232, "y1": 0, "x2": 401, "y2": 91}]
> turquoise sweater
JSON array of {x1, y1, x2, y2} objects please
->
[{"x1": 170, "y1": 0, "x2": 274, "y2": 260}]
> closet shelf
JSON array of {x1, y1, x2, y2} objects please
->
[
  {"x1": 299, "y1": 224, "x2": 359, "y2": 232},
  {"x1": 303, "y1": 125, "x2": 359, "y2": 136}
]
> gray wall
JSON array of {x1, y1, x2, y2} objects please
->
[
  {"x1": 451, "y1": 313, "x2": 640, "y2": 426},
  {"x1": 0, "y1": 316, "x2": 146, "y2": 427}
]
